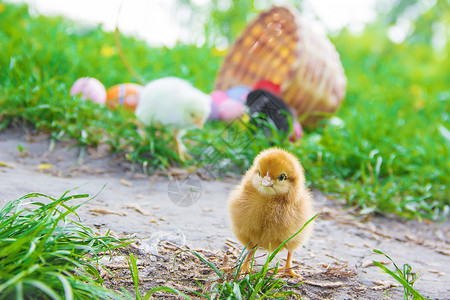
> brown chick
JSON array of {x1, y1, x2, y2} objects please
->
[{"x1": 228, "y1": 148, "x2": 314, "y2": 277}]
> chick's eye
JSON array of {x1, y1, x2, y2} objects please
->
[{"x1": 278, "y1": 174, "x2": 287, "y2": 181}]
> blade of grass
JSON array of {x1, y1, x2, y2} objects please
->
[
  {"x1": 22, "y1": 280, "x2": 62, "y2": 300},
  {"x1": 373, "y1": 249, "x2": 427, "y2": 300},
  {"x1": 175, "y1": 250, "x2": 223, "y2": 277},
  {"x1": 268, "y1": 214, "x2": 318, "y2": 262}
]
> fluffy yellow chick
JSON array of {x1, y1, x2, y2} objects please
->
[
  {"x1": 228, "y1": 148, "x2": 314, "y2": 277},
  {"x1": 135, "y1": 77, "x2": 211, "y2": 159}
]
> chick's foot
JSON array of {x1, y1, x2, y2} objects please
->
[{"x1": 276, "y1": 268, "x2": 303, "y2": 279}]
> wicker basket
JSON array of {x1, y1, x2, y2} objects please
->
[{"x1": 214, "y1": 6, "x2": 347, "y2": 127}]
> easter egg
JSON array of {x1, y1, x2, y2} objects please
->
[
  {"x1": 208, "y1": 97, "x2": 220, "y2": 121},
  {"x1": 289, "y1": 121, "x2": 303, "y2": 142},
  {"x1": 70, "y1": 77, "x2": 107, "y2": 104},
  {"x1": 226, "y1": 85, "x2": 251, "y2": 103},
  {"x1": 210, "y1": 90, "x2": 228, "y2": 106},
  {"x1": 105, "y1": 83, "x2": 142, "y2": 111},
  {"x1": 253, "y1": 80, "x2": 281, "y2": 97},
  {"x1": 219, "y1": 99, "x2": 245, "y2": 122}
]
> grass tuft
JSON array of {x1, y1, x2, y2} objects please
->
[
  {"x1": 373, "y1": 249, "x2": 428, "y2": 300},
  {"x1": 121, "y1": 253, "x2": 191, "y2": 300},
  {"x1": 0, "y1": 191, "x2": 131, "y2": 300},
  {"x1": 170, "y1": 214, "x2": 317, "y2": 299}
]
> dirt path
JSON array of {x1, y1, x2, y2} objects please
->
[{"x1": 1, "y1": 129, "x2": 449, "y2": 299}]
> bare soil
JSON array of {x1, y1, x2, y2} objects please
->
[{"x1": 1, "y1": 128, "x2": 449, "y2": 299}]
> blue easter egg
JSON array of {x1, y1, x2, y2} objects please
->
[{"x1": 226, "y1": 85, "x2": 251, "y2": 103}]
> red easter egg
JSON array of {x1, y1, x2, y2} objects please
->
[
  {"x1": 106, "y1": 83, "x2": 142, "y2": 111},
  {"x1": 253, "y1": 80, "x2": 281, "y2": 97}
]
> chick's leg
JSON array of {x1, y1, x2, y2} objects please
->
[
  {"x1": 278, "y1": 250, "x2": 302, "y2": 278},
  {"x1": 174, "y1": 130, "x2": 190, "y2": 161},
  {"x1": 174, "y1": 135, "x2": 186, "y2": 161},
  {"x1": 241, "y1": 243, "x2": 256, "y2": 275}
]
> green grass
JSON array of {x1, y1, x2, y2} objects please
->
[
  {"x1": 0, "y1": 190, "x2": 315, "y2": 299},
  {"x1": 125, "y1": 215, "x2": 317, "y2": 299},
  {"x1": 0, "y1": 190, "x2": 433, "y2": 299},
  {"x1": 373, "y1": 249, "x2": 428, "y2": 300},
  {"x1": 122, "y1": 253, "x2": 191, "y2": 300},
  {"x1": 191, "y1": 214, "x2": 316, "y2": 299},
  {"x1": 0, "y1": 2, "x2": 448, "y2": 219},
  {"x1": 0, "y1": 191, "x2": 132, "y2": 299}
]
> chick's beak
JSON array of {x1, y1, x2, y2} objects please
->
[
  {"x1": 261, "y1": 175, "x2": 274, "y2": 187},
  {"x1": 194, "y1": 118, "x2": 204, "y2": 129}
]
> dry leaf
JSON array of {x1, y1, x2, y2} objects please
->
[
  {"x1": 225, "y1": 239, "x2": 239, "y2": 245},
  {"x1": 429, "y1": 270, "x2": 445, "y2": 275},
  {"x1": 124, "y1": 203, "x2": 150, "y2": 216},
  {"x1": 36, "y1": 163, "x2": 53, "y2": 170},
  {"x1": 67, "y1": 165, "x2": 108, "y2": 175},
  {"x1": 319, "y1": 263, "x2": 356, "y2": 278},
  {"x1": 0, "y1": 161, "x2": 15, "y2": 168},
  {"x1": 120, "y1": 178, "x2": 133, "y2": 187},
  {"x1": 437, "y1": 249, "x2": 450, "y2": 256},
  {"x1": 90, "y1": 208, "x2": 127, "y2": 216},
  {"x1": 150, "y1": 218, "x2": 157, "y2": 223},
  {"x1": 304, "y1": 280, "x2": 344, "y2": 288},
  {"x1": 371, "y1": 280, "x2": 399, "y2": 290},
  {"x1": 134, "y1": 174, "x2": 147, "y2": 179}
]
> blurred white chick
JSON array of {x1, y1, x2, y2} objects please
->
[{"x1": 135, "y1": 77, "x2": 211, "y2": 160}]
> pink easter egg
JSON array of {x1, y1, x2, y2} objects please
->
[
  {"x1": 70, "y1": 77, "x2": 107, "y2": 104},
  {"x1": 210, "y1": 90, "x2": 228, "y2": 106},
  {"x1": 219, "y1": 99, "x2": 245, "y2": 122},
  {"x1": 289, "y1": 121, "x2": 303, "y2": 142}
]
